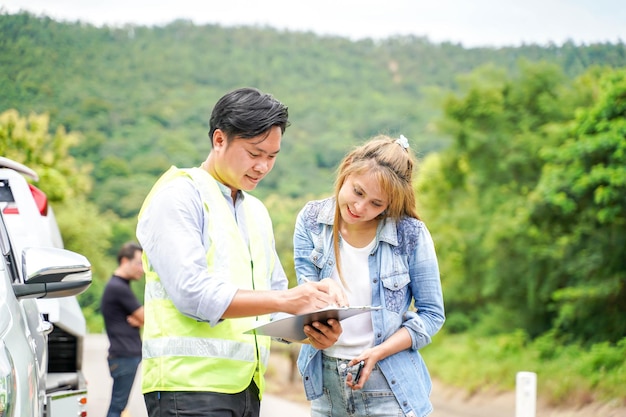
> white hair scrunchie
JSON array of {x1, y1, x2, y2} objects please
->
[{"x1": 395, "y1": 134, "x2": 409, "y2": 150}]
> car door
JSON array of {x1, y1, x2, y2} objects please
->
[
  {"x1": 0, "y1": 210, "x2": 42, "y2": 417},
  {"x1": 0, "y1": 166, "x2": 50, "y2": 399}
]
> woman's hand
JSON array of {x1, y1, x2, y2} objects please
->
[
  {"x1": 346, "y1": 329, "x2": 412, "y2": 390},
  {"x1": 303, "y1": 318, "x2": 342, "y2": 350},
  {"x1": 345, "y1": 348, "x2": 381, "y2": 390}
]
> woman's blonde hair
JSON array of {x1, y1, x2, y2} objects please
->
[{"x1": 332, "y1": 135, "x2": 420, "y2": 285}]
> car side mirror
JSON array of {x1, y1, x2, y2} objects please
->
[{"x1": 13, "y1": 247, "x2": 92, "y2": 299}]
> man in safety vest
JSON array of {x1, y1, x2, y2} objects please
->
[{"x1": 136, "y1": 87, "x2": 346, "y2": 417}]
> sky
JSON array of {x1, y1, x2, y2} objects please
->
[{"x1": 1, "y1": 0, "x2": 625, "y2": 48}]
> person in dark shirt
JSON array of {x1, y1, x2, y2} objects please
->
[{"x1": 101, "y1": 242, "x2": 145, "y2": 417}]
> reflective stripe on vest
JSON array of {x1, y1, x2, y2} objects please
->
[{"x1": 140, "y1": 166, "x2": 274, "y2": 395}]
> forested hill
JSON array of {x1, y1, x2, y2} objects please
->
[
  {"x1": 2, "y1": 11, "x2": 626, "y2": 218},
  {"x1": 3, "y1": 13, "x2": 626, "y2": 405}
]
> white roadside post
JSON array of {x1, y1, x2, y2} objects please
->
[{"x1": 516, "y1": 371, "x2": 537, "y2": 417}]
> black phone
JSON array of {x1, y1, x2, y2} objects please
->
[{"x1": 354, "y1": 360, "x2": 365, "y2": 384}]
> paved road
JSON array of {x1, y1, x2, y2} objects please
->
[
  {"x1": 83, "y1": 334, "x2": 515, "y2": 417},
  {"x1": 83, "y1": 334, "x2": 310, "y2": 417}
]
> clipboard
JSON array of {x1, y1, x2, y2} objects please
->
[{"x1": 244, "y1": 305, "x2": 381, "y2": 343}]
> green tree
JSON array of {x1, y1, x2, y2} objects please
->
[
  {"x1": 528, "y1": 68, "x2": 626, "y2": 343},
  {"x1": 417, "y1": 61, "x2": 604, "y2": 337},
  {"x1": 0, "y1": 109, "x2": 117, "y2": 331},
  {"x1": 418, "y1": 64, "x2": 626, "y2": 343}
]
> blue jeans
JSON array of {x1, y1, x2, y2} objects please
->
[
  {"x1": 311, "y1": 354, "x2": 404, "y2": 417},
  {"x1": 143, "y1": 381, "x2": 260, "y2": 417},
  {"x1": 106, "y1": 356, "x2": 141, "y2": 417}
]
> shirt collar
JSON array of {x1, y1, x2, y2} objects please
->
[{"x1": 214, "y1": 178, "x2": 245, "y2": 204}]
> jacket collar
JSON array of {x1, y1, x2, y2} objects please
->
[{"x1": 318, "y1": 197, "x2": 399, "y2": 247}]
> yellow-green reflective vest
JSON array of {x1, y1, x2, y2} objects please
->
[{"x1": 139, "y1": 166, "x2": 274, "y2": 397}]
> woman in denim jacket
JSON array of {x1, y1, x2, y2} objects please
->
[{"x1": 293, "y1": 135, "x2": 445, "y2": 417}]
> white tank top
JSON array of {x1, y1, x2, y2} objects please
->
[{"x1": 324, "y1": 236, "x2": 376, "y2": 359}]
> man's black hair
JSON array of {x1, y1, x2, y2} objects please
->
[
  {"x1": 117, "y1": 242, "x2": 142, "y2": 265},
  {"x1": 208, "y1": 87, "x2": 290, "y2": 146}
]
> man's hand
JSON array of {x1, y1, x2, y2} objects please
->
[
  {"x1": 127, "y1": 315, "x2": 142, "y2": 328},
  {"x1": 319, "y1": 278, "x2": 348, "y2": 308},
  {"x1": 127, "y1": 306, "x2": 144, "y2": 327},
  {"x1": 286, "y1": 278, "x2": 348, "y2": 315},
  {"x1": 223, "y1": 278, "x2": 348, "y2": 319}
]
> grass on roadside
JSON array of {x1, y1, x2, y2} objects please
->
[{"x1": 421, "y1": 329, "x2": 626, "y2": 408}]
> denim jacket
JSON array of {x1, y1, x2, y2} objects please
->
[{"x1": 294, "y1": 197, "x2": 445, "y2": 417}]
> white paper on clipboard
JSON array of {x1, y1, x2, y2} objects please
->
[{"x1": 244, "y1": 305, "x2": 382, "y2": 343}]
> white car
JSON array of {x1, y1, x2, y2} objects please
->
[{"x1": 0, "y1": 157, "x2": 91, "y2": 417}]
